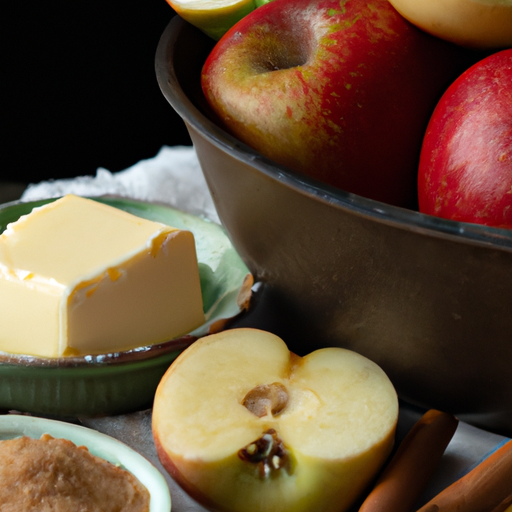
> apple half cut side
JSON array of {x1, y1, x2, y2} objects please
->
[{"x1": 152, "y1": 328, "x2": 399, "y2": 512}]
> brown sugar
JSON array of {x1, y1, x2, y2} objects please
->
[{"x1": 0, "y1": 433, "x2": 150, "y2": 512}]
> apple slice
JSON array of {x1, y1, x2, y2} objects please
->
[
  {"x1": 164, "y1": 0, "x2": 257, "y2": 41},
  {"x1": 152, "y1": 328, "x2": 398, "y2": 512}
]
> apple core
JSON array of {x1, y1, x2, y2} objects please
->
[
  {"x1": 238, "y1": 428, "x2": 291, "y2": 478},
  {"x1": 242, "y1": 382, "x2": 289, "y2": 417}
]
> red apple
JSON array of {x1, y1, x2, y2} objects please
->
[
  {"x1": 418, "y1": 49, "x2": 512, "y2": 229},
  {"x1": 201, "y1": 0, "x2": 475, "y2": 209}
]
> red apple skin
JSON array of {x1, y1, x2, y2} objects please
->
[
  {"x1": 153, "y1": 433, "x2": 223, "y2": 512},
  {"x1": 418, "y1": 49, "x2": 512, "y2": 229},
  {"x1": 201, "y1": 0, "x2": 476, "y2": 209}
]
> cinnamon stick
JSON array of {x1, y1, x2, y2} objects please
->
[
  {"x1": 358, "y1": 409, "x2": 459, "y2": 512},
  {"x1": 416, "y1": 439, "x2": 512, "y2": 512}
]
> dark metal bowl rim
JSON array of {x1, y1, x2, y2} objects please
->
[{"x1": 156, "y1": 16, "x2": 512, "y2": 252}]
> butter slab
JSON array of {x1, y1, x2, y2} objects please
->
[{"x1": 0, "y1": 195, "x2": 205, "y2": 358}]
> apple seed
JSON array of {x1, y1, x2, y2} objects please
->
[
  {"x1": 238, "y1": 428, "x2": 291, "y2": 478},
  {"x1": 242, "y1": 382, "x2": 289, "y2": 418}
]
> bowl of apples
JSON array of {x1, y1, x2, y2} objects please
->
[{"x1": 155, "y1": 0, "x2": 512, "y2": 436}]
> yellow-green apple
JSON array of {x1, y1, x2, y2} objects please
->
[
  {"x1": 163, "y1": 0, "x2": 275, "y2": 41},
  {"x1": 387, "y1": 0, "x2": 512, "y2": 49},
  {"x1": 201, "y1": 0, "x2": 476, "y2": 209},
  {"x1": 418, "y1": 49, "x2": 512, "y2": 229},
  {"x1": 152, "y1": 328, "x2": 398, "y2": 512}
]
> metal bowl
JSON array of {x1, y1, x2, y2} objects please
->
[{"x1": 155, "y1": 16, "x2": 512, "y2": 436}]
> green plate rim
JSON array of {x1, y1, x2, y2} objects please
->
[
  {"x1": 0, "y1": 414, "x2": 171, "y2": 512},
  {"x1": 0, "y1": 195, "x2": 252, "y2": 367}
]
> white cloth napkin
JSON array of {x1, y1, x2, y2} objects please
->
[{"x1": 21, "y1": 145, "x2": 219, "y2": 224}]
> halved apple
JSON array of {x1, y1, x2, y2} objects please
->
[{"x1": 152, "y1": 328, "x2": 399, "y2": 512}]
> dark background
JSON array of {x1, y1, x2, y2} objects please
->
[{"x1": 3, "y1": 1, "x2": 191, "y2": 185}]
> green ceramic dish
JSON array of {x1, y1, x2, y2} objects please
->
[
  {"x1": 0, "y1": 196, "x2": 252, "y2": 417},
  {"x1": 0, "y1": 414, "x2": 171, "y2": 512}
]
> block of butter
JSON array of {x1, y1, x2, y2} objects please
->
[{"x1": 0, "y1": 195, "x2": 205, "y2": 358}]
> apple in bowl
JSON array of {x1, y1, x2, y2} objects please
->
[
  {"x1": 387, "y1": 0, "x2": 512, "y2": 49},
  {"x1": 418, "y1": 49, "x2": 512, "y2": 229},
  {"x1": 201, "y1": 0, "x2": 477, "y2": 209},
  {"x1": 152, "y1": 328, "x2": 398, "y2": 512}
]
